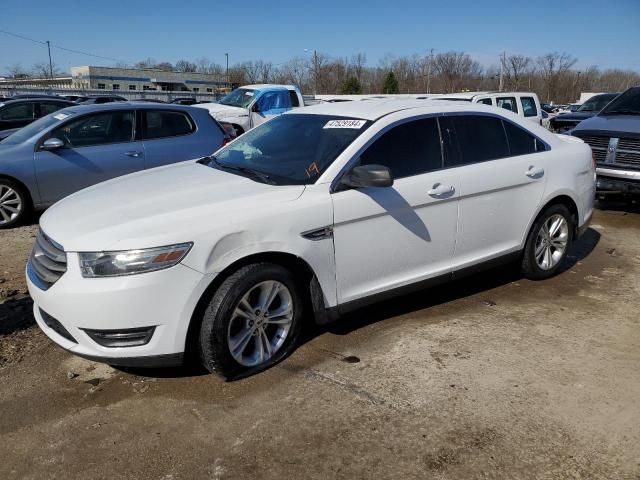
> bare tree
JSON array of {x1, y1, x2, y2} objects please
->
[
  {"x1": 349, "y1": 53, "x2": 367, "y2": 81},
  {"x1": 6, "y1": 63, "x2": 30, "y2": 78},
  {"x1": 195, "y1": 58, "x2": 223, "y2": 75},
  {"x1": 502, "y1": 54, "x2": 532, "y2": 90},
  {"x1": 536, "y1": 52, "x2": 577, "y2": 102},
  {"x1": 175, "y1": 60, "x2": 198, "y2": 72},
  {"x1": 432, "y1": 51, "x2": 482, "y2": 92},
  {"x1": 32, "y1": 62, "x2": 62, "y2": 78},
  {"x1": 240, "y1": 60, "x2": 274, "y2": 83}
]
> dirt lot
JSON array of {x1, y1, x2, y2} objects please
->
[{"x1": 1, "y1": 205, "x2": 639, "y2": 479}]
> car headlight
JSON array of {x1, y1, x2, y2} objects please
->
[{"x1": 79, "y1": 243, "x2": 193, "y2": 278}]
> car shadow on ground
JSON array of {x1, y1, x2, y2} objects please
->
[
  {"x1": 595, "y1": 197, "x2": 640, "y2": 214},
  {"x1": 123, "y1": 227, "x2": 600, "y2": 380}
]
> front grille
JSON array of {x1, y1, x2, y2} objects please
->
[
  {"x1": 616, "y1": 137, "x2": 640, "y2": 167},
  {"x1": 28, "y1": 229, "x2": 67, "y2": 290},
  {"x1": 40, "y1": 308, "x2": 77, "y2": 343},
  {"x1": 618, "y1": 138, "x2": 640, "y2": 151},
  {"x1": 579, "y1": 135, "x2": 609, "y2": 163}
]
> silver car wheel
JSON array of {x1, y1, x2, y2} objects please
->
[
  {"x1": 0, "y1": 184, "x2": 22, "y2": 226},
  {"x1": 227, "y1": 280, "x2": 294, "y2": 367},
  {"x1": 534, "y1": 214, "x2": 569, "y2": 270}
]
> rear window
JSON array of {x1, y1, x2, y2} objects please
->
[
  {"x1": 143, "y1": 110, "x2": 194, "y2": 139},
  {"x1": 496, "y1": 97, "x2": 519, "y2": 113}
]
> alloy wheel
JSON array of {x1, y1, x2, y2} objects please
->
[
  {"x1": 534, "y1": 214, "x2": 569, "y2": 270},
  {"x1": 0, "y1": 184, "x2": 22, "y2": 226},
  {"x1": 227, "y1": 280, "x2": 294, "y2": 367}
]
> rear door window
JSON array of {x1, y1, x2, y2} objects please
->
[
  {"x1": 520, "y1": 97, "x2": 538, "y2": 117},
  {"x1": 359, "y1": 117, "x2": 442, "y2": 179},
  {"x1": 441, "y1": 115, "x2": 510, "y2": 167},
  {"x1": 496, "y1": 97, "x2": 519, "y2": 114},
  {"x1": 143, "y1": 110, "x2": 195, "y2": 139},
  {"x1": 38, "y1": 102, "x2": 67, "y2": 117}
]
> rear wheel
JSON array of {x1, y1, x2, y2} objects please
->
[
  {"x1": 522, "y1": 204, "x2": 574, "y2": 280},
  {"x1": 198, "y1": 263, "x2": 303, "y2": 379},
  {"x1": 0, "y1": 179, "x2": 29, "y2": 229}
]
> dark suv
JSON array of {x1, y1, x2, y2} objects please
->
[
  {"x1": 550, "y1": 93, "x2": 619, "y2": 133},
  {"x1": 571, "y1": 86, "x2": 640, "y2": 197},
  {"x1": 0, "y1": 98, "x2": 75, "y2": 140}
]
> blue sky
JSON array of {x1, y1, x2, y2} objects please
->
[{"x1": 1, "y1": 0, "x2": 639, "y2": 75}]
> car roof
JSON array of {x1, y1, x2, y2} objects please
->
[
  {"x1": 437, "y1": 91, "x2": 537, "y2": 100},
  {"x1": 0, "y1": 98, "x2": 73, "y2": 106},
  {"x1": 242, "y1": 84, "x2": 297, "y2": 90},
  {"x1": 292, "y1": 98, "x2": 489, "y2": 121},
  {"x1": 55, "y1": 102, "x2": 203, "y2": 115}
]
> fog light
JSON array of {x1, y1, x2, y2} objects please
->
[{"x1": 83, "y1": 326, "x2": 155, "y2": 348}]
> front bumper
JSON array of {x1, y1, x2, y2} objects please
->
[
  {"x1": 27, "y1": 253, "x2": 214, "y2": 366},
  {"x1": 596, "y1": 168, "x2": 640, "y2": 194}
]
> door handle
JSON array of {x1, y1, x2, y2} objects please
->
[
  {"x1": 125, "y1": 151, "x2": 142, "y2": 158},
  {"x1": 427, "y1": 184, "x2": 455, "y2": 197},
  {"x1": 526, "y1": 166, "x2": 544, "y2": 178}
]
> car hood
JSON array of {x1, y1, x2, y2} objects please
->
[
  {"x1": 40, "y1": 161, "x2": 305, "y2": 251},
  {"x1": 194, "y1": 103, "x2": 249, "y2": 119},
  {"x1": 552, "y1": 112, "x2": 594, "y2": 122},
  {"x1": 572, "y1": 114, "x2": 640, "y2": 138}
]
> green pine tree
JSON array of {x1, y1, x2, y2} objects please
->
[
  {"x1": 340, "y1": 76, "x2": 363, "y2": 94},
  {"x1": 382, "y1": 71, "x2": 399, "y2": 94}
]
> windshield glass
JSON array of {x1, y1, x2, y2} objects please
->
[
  {"x1": 600, "y1": 88, "x2": 640, "y2": 115},
  {"x1": 219, "y1": 88, "x2": 256, "y2": 108},
  {"x1": 578, "y1": 94, "x2": 617, "y2": 112},
  {"x1": 205, "y1": 114, "x2": 371, "y2": 185},
  {"x1": 0, "y1": 111, "x2": 73, "y2": 145}
]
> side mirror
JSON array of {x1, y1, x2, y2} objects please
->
[
  {"x1": 41, "y1": 138, "x2": 65, "y2": 151},
  {"x1": 340, "y1": 164, "x2": 394, "y2": 189},
  {"x1": 251, "y1": 102, "x2": 261, "y2": 113}
]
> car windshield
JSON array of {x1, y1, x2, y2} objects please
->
[
  {"x1": 578, "y1": 94, "x2": 617, "y2": 112},
  {"x1": 219, "y1": 88, "x2": 256, "y2": 108},
  {"x1": 204, "y1": 114, "x2": 371, "y2": 185},
  {"x1": 0, "y1": 111, "x2": 72, "y2": 145},
  {"x1": 600, "y1": 88, "x2": 640, "y2": 115}
]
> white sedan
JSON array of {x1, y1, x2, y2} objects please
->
[{"x1": 27, "y1": 99, "x2": 595, "y2": 378}]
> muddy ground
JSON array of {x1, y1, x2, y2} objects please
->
[{"x1": 1, "y1": 204, "x2": 639, "y2": 479}]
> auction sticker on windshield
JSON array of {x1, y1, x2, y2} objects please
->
[{"x1": 323, "y1": 119, "x2": 367, "y2": 129}]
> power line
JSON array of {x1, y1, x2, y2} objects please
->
[{"x1": 0, "y1": 28, "x2": 126, "y2": 63}]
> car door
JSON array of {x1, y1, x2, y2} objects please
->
[
  {"x1": 0, "y1": 102, "x2": 36, "y2": 130},
  {"x1": 250, "y1": 90, "x2": 292, "y2": 129},
  {"x1": 441, "y1": 114, "x2": 549, "y2": 268},
  {"x1": 141, "y1": 109, "x2": 211, "y2": 169},
  {"x1": 34, "y1": 109, "x2": 144, "y2": 204},
  {"x1": 331, "y1": 117, "x2": 460, "y2": 304}
]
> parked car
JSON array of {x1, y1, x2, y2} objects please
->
[
  {"x1": 133, "y1": 98, "x2": 167, "y2": 103},
  {"x1": 0, "y1": 103, "x2": 227, "y2": 228},
  {"x1": 549, "y1": 93, "x2": 619, "y2": 133},
  {"x1": 0, "y1": 98, "x2": 75, "y2": 140},
  {"x1": 170, "y1": 98, "x2": 199, "y2": 106},
  {"x1": 78, "y1": 95, "x2": 127, "y2": 105},
  {"x1": 59, "y1": 95, "x2": 90, "y2": 103},
  {"x1": 196, "y1": 84, "x2": 304, "y2": 135},
  {"x1": 571, "y1": 86, "x2": 640, "y2": 197},
  {"x1": 26, "y1": 99, "x2": 595, "y2": 378},
  {"x1": 435, "y1": 91, "x2": 543, "y2": 126}
]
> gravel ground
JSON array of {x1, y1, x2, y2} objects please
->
[{"x1": 0, "y1": 204, "x2": 639, "y2": 479}]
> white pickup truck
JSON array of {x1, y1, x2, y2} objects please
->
[{"x1": 196, "y1": 84, "x2": 304, "y2": 135}]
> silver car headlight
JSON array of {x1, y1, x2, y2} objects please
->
[{"x1": 79, "y1": 243, "x2": 193, "y2": 278}]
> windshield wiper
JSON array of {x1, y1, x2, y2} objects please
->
[
  {"x1": 207, "y1": 156, "x2": 275, "y2": 185},
  {"x1": 602, "y1": 109, "x2": 640, "y2": 115}
]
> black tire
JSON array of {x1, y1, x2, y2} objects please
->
[
  {"x1": 198, "y1": 262, "x2": 304, "y2": 379},
  {"x1": 522, "y1": 204, "x2": 574, "y2": 280},
  {"x1": 0, "y1": 178, "x2": 30, "y2": 229}
]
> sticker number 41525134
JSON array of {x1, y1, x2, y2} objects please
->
[{"x1": 323, "y1": 119, "x2": 367, "y2": 129}]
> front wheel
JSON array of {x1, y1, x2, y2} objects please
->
[
  {"x1": 521, "y1": 204, "x2": 574, "y2": 280},
  {"x1": 0, "y1": 179, "x2": 29, "y2": 229},
  {"x1": 198, "y1": 263, "x2": 303, "y2": 379}
]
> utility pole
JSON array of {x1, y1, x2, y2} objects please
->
[
  {"x1": 225, "y1": 53, "x2": 229, "y2": 87},
  {"x1": 313, "y1": 49, "x2": 318, "y2": 95},
  {"x1": 426, "y1": 48, "x2": 434, "y2": 94},
  {"x1": 498, "y1": 51, "x2": 505, "y2": 92},
  {"x1": 46, "y1": 40, "x2": 53, "y2": 79}
]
